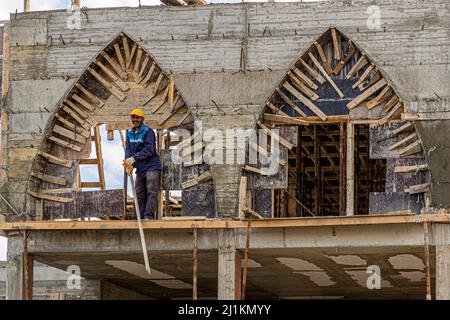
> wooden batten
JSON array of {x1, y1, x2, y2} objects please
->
[
  {"x1": 100, "y1": 51, "x2": 127, "y2": 79},
  {"x1": 399, "y1": 139, "x2": 421, "y2": 157},
  {"x1": 30, "y1": 172, "x2": 67, "y2": 186},
  {"x1": 405, "y1": 183, "x2": 431, "y2": 195},
  {"x1": 379, "y1": 101, "x2": 403, "y2": 125},
  {"x1": 127, "y1": 42, "x2": 138, "y2": 70},
  {"x1": 288, "y1": 73, "x2": 319, "y2": 101},
  {"x1": 38, "y1": 152, "x2": 73, "y2": 168},
  {"x1": 358, "y1": 71, "x2": 380, "y2": 91},
  {"x1": 175, "y1": 111, "x2": 191, "y2": 127},
  {"x1": 308, "y1": 52, "x2": 344, "y2": 98},
  {"x1": 314, "y1": 41, "x2": 333, "y2": 74},
  {"x1": 331, "y1": 28, "x2": 341, "y2": 61},
  {"x1": 275, "y1": 87, "x2": 307, "y2": 117},
  {"x1": 75, "y1": 83, "x2": 105, "y2": 108},
  {"x1": 282, "y1": 82, "x2": 327, "y2": 120},
  {"x1": 28, "y1": 191, "x2": 73, "y2": 203},
  {"x1": 133, "y1": 47, "x2": 143, "y2": 76},
  {"x1": 352, "y1": 64, "x2": 374, "y2": 89},
  {"x1": 71, "y1": 94, "x2": 96, "y2": 112},
  {"x1": 113, "y1": 43, "x2": 126, "y2": 73},
  {"x1": 122, "y1": 35, "x2": 131, "y2": 68},
  {"x1": 266, "y1": 102, "x2": 289, "y2": 117},
  {"x1": 53, "y1": 124, "x2": 86, "y2": 144},
  {"x1": 390, "y1": 122, "x2": 413, "y2": 136},
  {"x1": 140, "y1": 62, "x2": 156, "y2": 85},
  {"x1": 62, "y1": 105, "x2": 91, "y2": 131},
  {"x1": 257, "y1": 121, "x2": 294, "y2": 150},
  {"x1": 290, "y1": 67, "x2": 318, "y2": 90},
  {"x1": 243, "y1": 165, "x2": 271, "y2": 176},
  {"x1": 181, "y1": 170, "x2": 213, "y2": 189},
  {"x1": 394, "y1": 164, "x2": 428, "y2": 173},
  {"x1": 87, "y1": 67, "x2": 127, "y2": 101},
  {"x1": 346, "y1": 55, "x2": 368, "y2": 79},
  {"x1": 299, "y1": 58, "x2": 326, "y2": 84},
  {"x1": 347, "y1": 78, "x2": 387, "y2": 110},
  {"x1": 93, "y1": 60, "x2": 130, "y2": 92},
  {"x1": 249, "y1": 141, "x2": 287, "y2": 166},
  {"x1": 389, "y1": 132, "x2": 418, "y2": 151},
  {"x1": 238, "y1": 176, "x2": 248, "y2": 218},
  {"x1": 149, "y1": 86, "x2": 169, "y2": 113},
  {"x1": 47, "y1": 135, "x2": 82, "y2": 152},
  {"x1": 334, "y1": 41, "x2": 356, "y2": 74},
  {"x1": 137, "y1": 55, "x2": 150, "y2": 81},
  {"x1": 263, "y1": 113, "x2": 309, "y2": 126},
  {"x1": 384, "y1": 95, "x2": 399, "y2": 112},
  {"x1": 366, "y1": 86, "x2": 391, "y2": 109},
  {"x1": 54, "y1": 113, "x2": 90, "y2": 138}
]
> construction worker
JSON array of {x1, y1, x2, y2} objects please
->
[{"x1": 123, "y1": 108, "x2": 161, "y2": 220}]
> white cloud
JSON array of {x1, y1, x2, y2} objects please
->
[{"x1": 0, "y1": 0, "x2": 65, "y2": 21}]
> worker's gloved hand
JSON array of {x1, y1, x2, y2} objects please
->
[
  {"x1": 124, "y1": 157, "x2": 135, "y2": 166},
  {"x1": 125, "y1": 165, "x2": 133, "y2": 176}
]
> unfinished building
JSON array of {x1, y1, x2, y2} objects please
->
[{"x1": 1, "y1": 0, "x2": 450, "y2": 299}]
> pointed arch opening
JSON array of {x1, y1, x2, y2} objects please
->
[
  {"x1": 242, "y1": 27, "x2": 427, "y2": 218},
  {"x1": 25, "y1": 32, "x2": 211, "y2": 220}
]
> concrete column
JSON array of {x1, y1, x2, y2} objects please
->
[
  {"x1": 6, "y1": 234, "x2": 24, "y2": 300},
  {"x1": 346, "y1": 122, "x2": 354, "y2": 216},
  {"x1": 434, "y1": 224, "x2": 450, "y2": 300},
  {"x1": 217, "y1": 229, "x2": 237, "y2": 300}
]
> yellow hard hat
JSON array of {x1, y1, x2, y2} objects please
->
[{"x1": 130, "y1": 108, "x2": 144, "y2": 117}]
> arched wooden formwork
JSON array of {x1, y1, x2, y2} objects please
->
[
  {"x1": 241, "y1": 27, "x2": 428, "y2": 218},
  {"x1": 25, "y1": 32, "x2": 198, "y2": 218}
]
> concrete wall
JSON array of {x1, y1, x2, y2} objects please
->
[{"x1": 2, "y1": 0, "x2": 450, "y2": 217}]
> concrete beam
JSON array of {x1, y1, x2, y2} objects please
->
[
  {"x1": 217, "y1": 229, "x2": 237, "y2": 300},
  {"x1": 434, "y1": 224, "x2": 450, "y2": 300}
]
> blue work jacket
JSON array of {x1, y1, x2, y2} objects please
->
[{"x1": 125, "y1": 124, "x2": 162, "y2": 174}]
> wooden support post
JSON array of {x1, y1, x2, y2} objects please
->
[
  {"x1": 24, "y1": 0, "x2": 30, "y2": 12},
  {"x1": 193, "y1": 227, "x2": 198, "y2": 300},
  {"x1": 296, "y1": 126, "x2": 302, "y2": 217},
  {"x1": 93, "y1": 126, "x2": 106, "y2": 190},
  {"x1": 241, "y1": 218, "x2": 251, "y2": 300},
  {"x1": 423, "y1": 222, "x2": 432, "y2": 300},
  {"x1": 21, "y1": 231, "x2": 33, "y2": 300},
  {"x1": 164, "y1": 131, "x2": 170, "y2": 218},
  {"x1": 339, "y1": 122, "x2": 346, "y2": 216},
  {"x1": 218, "y1": 229, "x2": 237, "y2": 300},
  {"x1": 314, "y1": 125, "x2": 319, "y2": 216},
  {"x1": 346, "y1": 122, "x2": 354, "y2": 216}
]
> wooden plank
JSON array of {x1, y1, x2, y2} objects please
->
[
  {"x1": 133, "y1": 47, "x2": 143, "y2": 75},
  {"x1": 257, "y1": 121, "x2": 294, "y2": 150},
  {"x1": 366, "y1": 86, "x2": 391, "y2": 109},
  {"x1": 346, "y1": 122, "x2": 354, "y2": 216},
  {"x1": 346, "y1": 78, "x2": 387, "y2": 110},
  {"x1": 80, "y1": 182, "x2": 102, "y2": 188},
  {"x1": 275, "y1": 87, "x2": 307, "y2": 117},
  {"x1": 243, "y1": 165, "x2": 268, "y2": 175},
  {"x1": 79, "y1": 159, "x2": 98, "y2": 165},
  {"x1": 100, "y1": 51, "x2": 127, "y2": 79},
  {"x1": 384, "y1": 95, "x2": 399, "y2": 112},
  {"x1": 394, "y1": 164, "x2": 428, "y2": 173},
  {"x1": 62, "y1": 105, "x2": 91, "y2": 131},
  {"x1": 30, "y1": 172, "x2": 66, "y2": 186},
  {"x1": 122, "y1": 35, "x2": 131, "y2": 69},
  {"x1": 136, "y1": 55, "x2": 150, "y2": 81},
  {"x1": 140, "y1": 62, "x2": 156, "y2": 85},
  {"x1": 379, "y1": 102, "x2": 403, "y2": 125},
  {"x1": 53, "y1": 124, "x2": 86, "y2": 144},
  {"x1": 54, "y1": 113, "x2": 90, "y2": 139},
  {"x1": 3, "y1": 213, "x2": 450, "y2": 230},
  {"x1": 149, "y1": 85, "x2": 170, "y2": 113},
  {"x1": 149, "y1": 72, "x2": 164, "y2": 94},
  {"x1": 288, "y1": 72, "x2": 319, "y2": 101},
  {"x1": 358, "y1": 71, "x2": 380, "y2": 91},
  {"x1": 113, "y1": 43, "x2": 126, "y2": 73},
  {"x1": 39, "y1": 152, "x2": 72, "y2": 168},
  {"x1": 389, "y1": 132, "x2": 418, "y2": 151},
  {"x1": 93, "y1": 126, "x2": 106, "y2": 190},
  {"x1": 346, "y1": 54, "x2": 368, "y2": 79},
  {"x1": 308, "y1": 52, "x2": 344, "y2": 98},
  {"x1": 249, "y1": 141, "x2": 286, "y2": 166},
  {"x1": 399, "y1": 139, "x2": 421, "y2": 157},
  {"x1": 390, "y1": 122, "x2": 413, "y2": 137},
  {"x1": 47, "y1": 135, "x2": 82, "y2": 152},
  {"x1": 168, "y1": 78, "x2": 175, "y2": 110},
  {"x1": 291, "y1": 67, "x2": 318, "y2": 90},
  {"x1": 93, "y1": 60, "x2": 129, "y2": 92},
  {"x1": 402, "y1": 111, "x2": 450, "y2": 121},
  {"x1": 41, "y1": 188, "x2": 74, "y2": 194},
  {"x1": 87, "y1": 67, "x2": 126, "y2": 101},
  {"x1": 127, "y1": 42, "x2": 138, "y2": 70},
  {"x1": 314, "y1": 41, "x2": 333, "y2": 74},
  {"x1": 75, "y1": 83, "x2": 105, "y2": 108},
  {"x1": 175, "y1": 111, "x2": 191, "y2": 127},
  {"x1": 334, "y1": 41, "x2": 356, "y2": 74},
  {"x1": 181, "y1": 170, "x2": 213, "y2": 189},
  {"x1": 405, "y1": 183, "x2": 431, "y2": 194},
  {"x1": 266, "y1": 102, "x2": 289, "y2": 117},
  {"x1": 238, "y1": 176, "x2": 248, "y2": 217},
  {"x1": 263, "y1": 113, "x2": 309, "y2": 126},
  {"x1": 242, "y1": 207, "x2": 264, "y2": 220},
  {"x1": 71, "y1": 94, "x2": 96, "y2": 112},
  {"x1": 299, "y1": 58, "x2": 326, "y2": 84},
  {"x1": 282, "y1": 82, "x2": 327, "y2": 120},
  {"x1": 352, "y1": 64, "x2": 375, "y2": 89},
  {"x1": 28, "y1": 191, "x2": 73, "y2": 203},
  {"x1": 331, "y1": 28, "x2": 341, "y2": 60}
]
